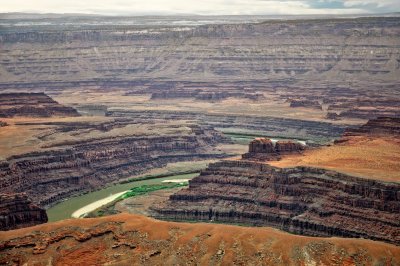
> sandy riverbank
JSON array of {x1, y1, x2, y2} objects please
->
[
  {"x1": 71, "y1": 191, "x2": 128, "y2": 218},
  {"x1": 161, "y1": 179, "x2": 189, "y2": 183}
]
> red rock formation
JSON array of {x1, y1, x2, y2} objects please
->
[
  {"x1": 0, "y1": 213, "x2": 399, "y2": 265},
  {"x1": 0, "y1": 93, "x2": 80, "y2": 117},
  {"x1": 275, "y1": 140, "x2": 305, "y2": 152},
  {"x1": 152, "y1": 160, "x2": 400, "y2": 245},
  {"x1": 248, "y1": 138, "x2": 274, "y2": 153},
  {"x1": 0, "y1": 122, "x2": 232, "y2": 208},
  {"x1": 0, "y1": 193, "x2": 47, "y2": 231},
  {"x1": 242, "y1": 138, "x2": 305, "y2": 161},
  {"x1": 335, "y1": 117, "x2": 400, "y2": 143},
  {"x1": 333, "y1": 109, "x2": 400, "y2": 120}
]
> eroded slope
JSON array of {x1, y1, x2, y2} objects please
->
[
  {"x1": 152, "y1": 118, "x2": 400, "y2": 245},
  {"x1": 0, "y1": 193, "x2": 47, "y2": 231},
  {"x1": 0, "y1": 213, "x2": 399, "y2": 265},
  {"x1": 0, "y1": 93, "x2": 80, "y2": 118},
  {"x1": 0, "y1": 117, "x2": 232, "y2": 208}
]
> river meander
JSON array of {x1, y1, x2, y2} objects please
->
[{"x1": 47, "y1": 173, "x2": 198, "y2": 222}]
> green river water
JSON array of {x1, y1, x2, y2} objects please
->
[{"x1": 47, "y1": 173, "x2": 198, "y2": 222}]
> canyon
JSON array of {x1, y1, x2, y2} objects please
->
[
  {"x1": 1, "y1": 16, "x2": 399, "y2": 125},
  {"x1": 0, "y1": 116, "x2": 232, "y2": 208},
  {"x1": 0, "y1": 14, "x2": 399, "y2": 264},
  {"x1": 152, "y1": 118, "x2": 400, "y2": 246}
]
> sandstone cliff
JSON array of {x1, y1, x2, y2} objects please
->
[
  {"x1": 0, "y1": 93, "x2": 80, "y2": 118},
  {"x1": 109, "y1": 109, "x2": 347, "y2": 140},
  {"x1": 152, "y1": 160, "x2": 400, "y2": 245},
  {"x1": 0, "y1": 193, "x2": 47, "y2": 231},
  {"x1": 338, "y1": 117, "x2": 400, "y2": 141},
  {"x1": 0, "y1": 213, "x2": 399, "y2": 265},
  {"x1": 1, "y1": 17, "x2": 399, "y2": 122},
  {"x1": 152, "y1": 120, "x2": 400, "y2": 246},
  {"x1": 242, "y1": 138, "x2": 305, "y2": 160},
  {"x1": 0, "y1": 119, "x2": 232, "y2": 208}
]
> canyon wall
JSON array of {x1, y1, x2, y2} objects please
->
[
  {"x1": 1, "y1": 17, "x2": 399, "y2": 85},
  {"x1": 152, "y1": 160, "x2": 400, "y2": 245},
  {"x1": 0, "y1": 93, "x2": 80, "y2": 117},
  {"x1": 341, "y1": 117, "x2": 400, "y2": 138},
  {"x1": 0, "y1": 120, "x2": 232, "y2": 208},
  {"x1": 0, "y1": 193, "x2": 48, "y2": 231},
  {"x1": 1, "y1": 16, "x2": 399, "y2": 121},
  {"x1": 109, "y1": 110, "x2": 347, "y2": 140}
]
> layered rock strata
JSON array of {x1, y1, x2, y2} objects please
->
[
  {"x1": 1, "y1": 17, "x2": 399, "y2": 86},
  {"x1": 289, "y1": 100, "x2": 322, "y2": 110},
  {"x1": 0, "y1": 121, "x2": 231, "y2": 208},
  {"x1": 109, "y1": 110, "x2": 347, "y2": 140},
  {"x1": 1, "y1": 17, "x2": 399, "y2": 121},
  {"x1": 0, "y1": 213, "x2": 399, "y2": 265},
  {"x1": 152, "y1": 160, "x2": 400, "y2": 245},
  {"x1": 0, "y1": 93, "x2": 80, "y2": 118},
  {"x1": 340, "y1": 117, "x2": 400, "y2": 139},
  {"x1": 0, "y1": 193, "x2": 47, "y2": 231},
  {"x1": 242, "y1": 138, "x2": 305, "y2": 160}
]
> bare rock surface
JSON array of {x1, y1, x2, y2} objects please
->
[
  {"x1": 0, "y1": 193, "x2": 47, "y2": 231},
  {"x1": 0, "y1": 119, "x2": 232, "y2": 208},
  {"x1": 338, "y1": 117, "x2": 400, "y2": 141},
  {"x1": 0, "y1": 93, "x2": 80, "y2": 118},
  {"x1": 0, "y1": 213, "x2": 399, "y2": 265},
  {"x1": 242, "y1": 138, "x2": 305, "y2": 160},
  {"x1": 152, "y1": 119, "x2": 400, "y2": 246}
]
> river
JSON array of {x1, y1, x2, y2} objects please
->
[{"x1": 46, "y1": 173, "x2": 198, "y2": 222}]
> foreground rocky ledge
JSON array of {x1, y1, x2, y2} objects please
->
[{"x1": 0, "y1": 213, "x2": 399, "y2": 265}]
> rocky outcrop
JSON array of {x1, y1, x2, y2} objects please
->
[
  {"x1": 0, "y1": 121, "x2": 7, "y2": 127},
  {"x1": 0, "y1": 93, "x2": 80, "y2": 118},
  {"x1": 152, "y1": 160, "x2": 400, "y2": 245},
  {"x1": 0, "y1": 121, "x2": 232, "y2": 208},
  {"x1": 326, "y1": 98, "x2": 400, "y2": 120},
  {"x1": 331, "y1": 108, "x2": 400, "y2": 120},
  {"x1": 242, "y1": 138, "x2": 305, "y2": 161},
  {"x1": 150, "y1": 88, "x2": 264, "y2": 102},
  {"x1": 109, "y1": 110, "x2": 347, "y2": 140},
  {"x1": 0, "y1": 193, "x2": 47, "y2": 231},
  {"x1": 0, "y1": 213, "x2": 399, "y2": 265},
  {"x1": 289, "y1": 100, "x2": 322, "y2": 110},
  {"x1": 335, "y1": 117, "x2": 400, "y2": 143}
]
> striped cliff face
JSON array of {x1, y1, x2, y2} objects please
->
[{"x1": 0, "y1": 193, "x2": 48, "y2": 231}]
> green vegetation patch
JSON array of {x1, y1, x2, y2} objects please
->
[
  {"x1": 86, "y1": 182, "x2": 189, "y2": 218},
  {"x1": 118, "y1": 182, "x2": 188, "y2": 200},
  {"x1": 119, "y1": 171, "x2": 199, "y2": 184}
]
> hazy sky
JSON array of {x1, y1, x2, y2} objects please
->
[{"x1": 0, "y1": 0, "x2": 399, "y2": 15}]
